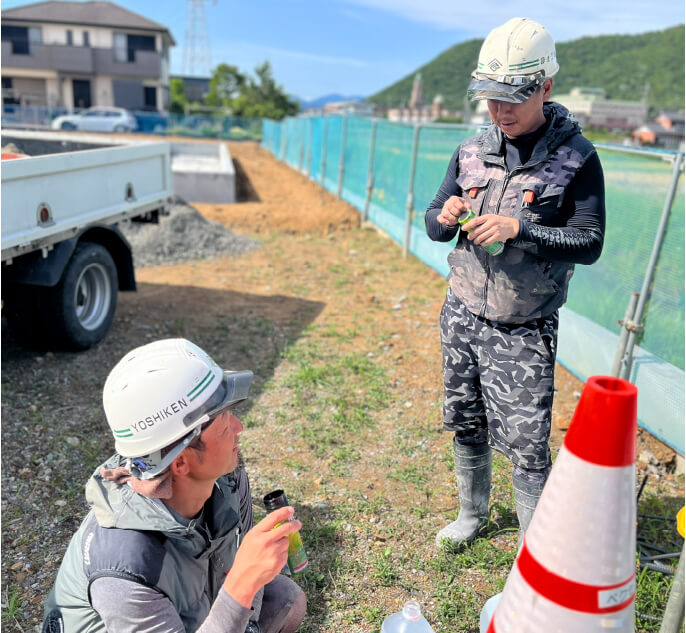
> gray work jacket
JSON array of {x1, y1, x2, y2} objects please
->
[{"x1": 43, "y1": 455, "x2": 242, "y2": 632}]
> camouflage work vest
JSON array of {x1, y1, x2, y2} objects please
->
[{"x1": 447, "y1": 106, "x2": 595, "y2": 323}]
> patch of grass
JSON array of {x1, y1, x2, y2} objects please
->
[
  {"x1": 331, "y1": 445, "x2": 360, "y2": 477},
  {"x1": 1, "y1": 588, "x2": 22, "y2": 623},
  {"x1": 389, "y1": 463, "x2": 429, "y2": 488},
  {"x1": 282, "y1": 347, "x2": 390, "y2": 455},
  {"x1": 432, "y1": 580, "x2": 482, "y2": 630},
  {"x1": 362, "y1": 605, "x2": 383, "y2": 627},
  {"x1": 635, "y1": 566, "x2": 676, "y2": 631},
  {"x1": 372, "y1": 546, "x2": 400, "y2": 586},
  {"x1": 318, "y1": 324, "x2": 359, "y2": 343},
  {"x1": 283, "y1": 458, "x2": 309, "y2": 471}
]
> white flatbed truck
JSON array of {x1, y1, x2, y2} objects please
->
[{"x1": 1, "y1": 131, "x2": 173, "y2": 349}]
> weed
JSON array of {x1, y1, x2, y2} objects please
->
[
  {"x1": 635, "y1": 566, "x2": 675, "y2": 631},
  {"x1": 373, "y1": 547, "x2": 400, "y2": 586},
  {"x1": 362, "y1": 605, "x2": 383, "y2": 626},
  {"x1": 389, "y1": 464, "x2": 429, "y2": 488},
  {"x1": 1, "y1": 589, "x2": 22, "y2": 622},
  {"x1": 331, "y1": 445, "x2": 360, "y2": 476}
]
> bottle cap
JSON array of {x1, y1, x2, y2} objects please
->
[
  {"x1": 457, "y1": 210, "x2": 473, "y2": 225},
  {"x1": 402, "y1": 600, "x2": 422, "y2": 621},
  {"x1": 263, "y1": 489, "x2": 289, "y2": 512}
]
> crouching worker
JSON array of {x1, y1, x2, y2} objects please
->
[{"x1": 42, "y1": 338, "x2": 306, "y2": 633}]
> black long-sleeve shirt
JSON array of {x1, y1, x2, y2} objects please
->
[{"x1": 425, "y1": 127, "x2": 605, "y2": 265}]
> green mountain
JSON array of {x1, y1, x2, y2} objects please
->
[{"x1": 368, "y1": 25, "x2": 685, "y2": 113}]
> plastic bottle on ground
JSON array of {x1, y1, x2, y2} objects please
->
[
  {"x1": 380, "y1": 600, "x2": 435, "y2": 633},
  {"x1": 479, "y1": 593, "x2": 501, "y2": 632}
]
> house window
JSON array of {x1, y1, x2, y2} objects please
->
[
  {"x1": 2, "y1": 76, "x2": 19, "y2": 104},
  {"x1": 29, "y1": 27, "x2": 42, "y2": 52},
  {"x1": 2, "y1": 25, "x2": 29, "y2": 54},
  {"x1": 113, "y1": 32, "x2": 156, "y2": 63},
  {"x1": 83, "y1": 31, "x2": 90, "y2": 47},
  {"x1": 113, "y1": 33, "x2": 127, "y2": 62},
  {"x1": 126, "y1": 34, "x2": 155, "y2": 62},
  {"x1": 144, "y1": 86, "x2": 157, "y2": 110},
  {"x1": 66, "y1": 30, "x2": 73, "y2": 46}
]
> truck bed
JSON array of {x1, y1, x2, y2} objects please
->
[{"x1": 1, "y1": 132, "x2": 172, "y2": 262}]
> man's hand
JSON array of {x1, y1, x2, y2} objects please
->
[
  {"x1": 437, "y1": 195, "x2": 471, "y2": 227},
  {"x1": 463, "y1": 214, "x2": 520, "y2": 246},
  {"x1": 223, "y1": 506, "x2": 302, "y2": 608}
]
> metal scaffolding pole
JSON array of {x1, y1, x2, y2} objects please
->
[
  {"x1": 337, "y1": 116, "x2": 348, "y2": 199},
  {"x1": 320, "y1": 116, "x2": 328, "y2": 186},
  {"x1": 363, "y1": 119, "x2": 378, "y2": 222}
]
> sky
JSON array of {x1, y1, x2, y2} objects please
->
[{"x1": 2, "y1": 0, "x2": 684, "y2": 100}]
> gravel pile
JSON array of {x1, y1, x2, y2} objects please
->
[{"x1": 120, "y1": 201, "x2": 260, "y2": 268}]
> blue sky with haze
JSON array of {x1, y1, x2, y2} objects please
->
[{"x1": 2, "y1": 0, "x2": 683, "y2": 100}]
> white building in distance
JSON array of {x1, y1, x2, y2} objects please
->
[{"x1": 553, "y1": 87, "x2": 647, "y2": 131}]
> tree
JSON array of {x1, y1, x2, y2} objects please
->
[
  {"x1": 169, "y1": 78, "x2": 188, "y2": 114},
  {"x1": 204, "y1": 60, "x2": 299, "y2": 120},
  {"x1": 205, "y1": 64, "x2": 246, "y2": 108}
]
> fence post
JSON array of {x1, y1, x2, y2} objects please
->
[
  {"x1": 280, "y1": 118, "x2": 288, "y2": 161},
  {"x1": 611, "y1": 292, "x2": 640, "y2": 377},
  {"x1": 403, "y1": 124, "x2": 421, "y2": 258},
  {"x1": 320, "y1": 116, "x2": 328, "y2": 187},
  {"x1": 619, "y1": 151, "x2": 685, "y2": 380},
  {"x1": 337, "y1": 116, "x2": 348, "y2": 198},
  {"x1": 659, "y1": 542, "x2": 685, "y2": 633},
  {"x1": 298, "y1": 119, "x2": 305, "y2": 173},
  {"x1": 306, "y1": 117, "x2": 313, "y2": 178},
  {"x1": 363, "y1": 119, "x2": 378, "y2": 222}
]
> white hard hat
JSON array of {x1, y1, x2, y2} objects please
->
[
  {"x1": 468, "y1": 18, "x2": 559, "y2": 103},
  {"x1": 103, "y1": 338, "x2": 253, "y2": 479}
]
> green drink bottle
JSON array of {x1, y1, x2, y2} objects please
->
[
  {"x1": 263, "y1": 489, "x2": 309, "y2": 574},
  {"x1": 457, "y1": 208, "x2": 504, "y2": 256}
]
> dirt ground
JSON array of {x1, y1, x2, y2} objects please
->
[
  {"x1": 1, "y1": 137, "x2": 681, "y2": 632},
  {"x1": 201, "y1": 140, "x2": 680, "y2": 469}
]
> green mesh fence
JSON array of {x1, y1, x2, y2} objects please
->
[
  {"x1": 262, "y1": 115, "x2": 685, "y2": 452},
  {"x1": 567, "y1": 148, "x2": 685, "y2": 369},
  {"x1": 341, "y1": 117, "x2": 373, "y2": 209},
  {"x1": 165, "y1": 113, "x2": 262, "y2": 140}
]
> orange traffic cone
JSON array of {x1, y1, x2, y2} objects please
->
[{"x1": 487, "y1": 376, "x2": 638, "y2": 632}]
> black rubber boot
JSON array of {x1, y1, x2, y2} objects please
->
[
  {"x1": 512, "y1": 466, "x2": 549, "y2": 551},
  {"x1": 436, "y1": 438, "x2": 491, "y2": 547}
]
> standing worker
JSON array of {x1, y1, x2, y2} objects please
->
[
  {"x1": 427, "y1": 18, "x2": 605, "y2": 549},
  {"x1": 42, "y1": 338, "x2": 306, "y2": 633}
]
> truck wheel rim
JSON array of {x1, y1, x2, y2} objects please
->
[{"x1": 73, "y1": 262, "x2": 112, "y2": 330}]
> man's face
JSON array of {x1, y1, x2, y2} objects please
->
[
  {"x1": 188, "y1": 409, "x2": 243, "y2": 480},
  {"x1": 486, "y1": 79, "x2": 552, "y2": 138}
]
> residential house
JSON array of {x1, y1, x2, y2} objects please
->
[
  {"x1": 1, "y1": 0, "x2": 175, "y2": 111},
  {"x1": 632, "y1": 111, "x2": 685, "y2": 151},
  {"x1": 172, "y1": 75, "x2": 210, "y2": 104}
]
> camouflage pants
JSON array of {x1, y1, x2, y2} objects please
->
[{"x1": 440, "y1": 289, "x2": 558, "y2": 470}]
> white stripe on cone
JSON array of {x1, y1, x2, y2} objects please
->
[{"x1": 490, "y1": 445, "x2": 636, "y2": 632}]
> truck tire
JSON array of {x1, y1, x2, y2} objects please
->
[{"x1": 46, "y1": 242, "x2": 118, "y2": 350}]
